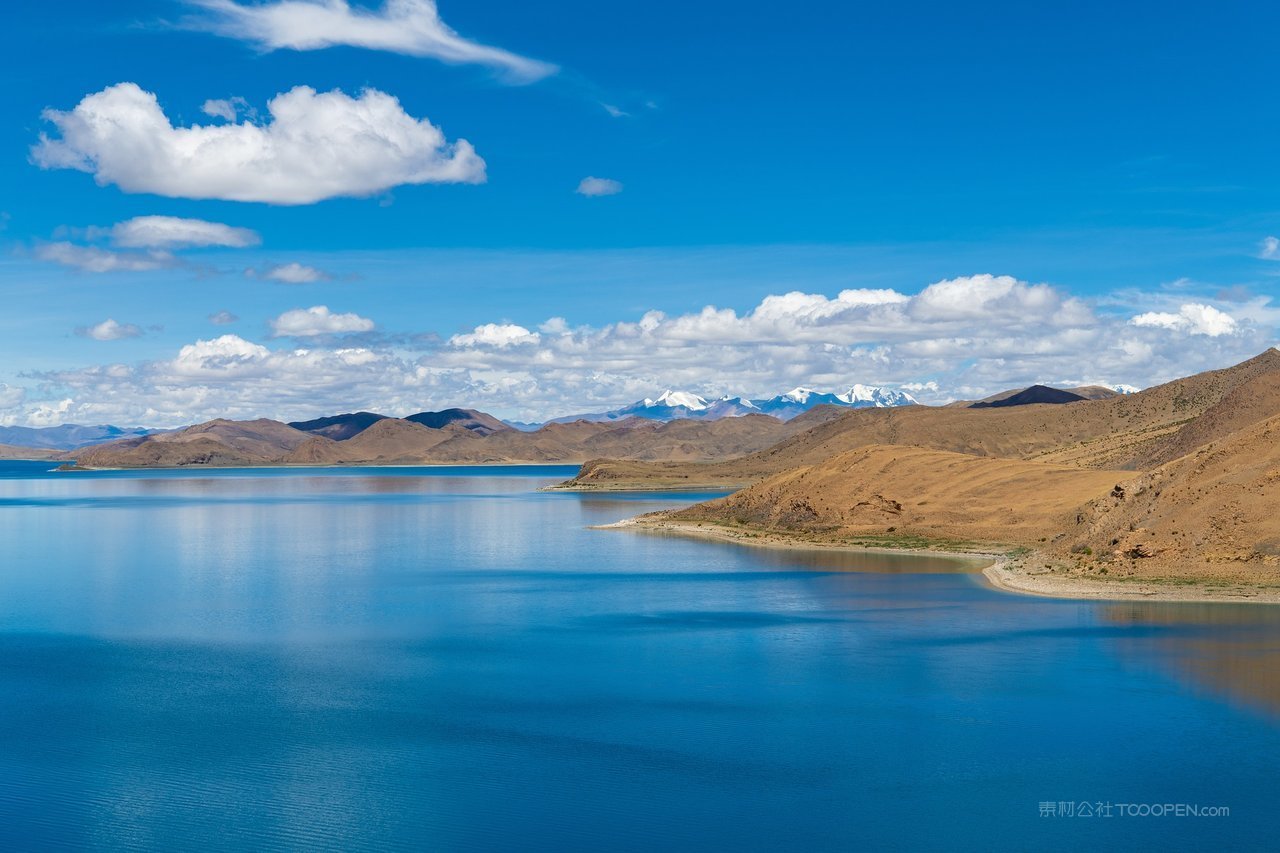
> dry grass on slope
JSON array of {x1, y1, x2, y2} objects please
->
[
  {"x1": 671, "y1": 445, "x2": 1122, "y2": 546},
  {"x1": 1059, "y1": 413, "x2": 1280, "y2": 581}
]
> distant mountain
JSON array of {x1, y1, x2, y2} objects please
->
[
  {"x1": 549, "y1": 385, "x2": 916, "y2": 425},
  {"x1": 0, "y1": 424, "x2": 160, "y2": 451},
  {"x1": 0, "y1": 442, "x2": 58, "y2": 460},
  {"x1": 404, "y1": 408, "x2": 510, "y2": 436},
  {"x1": 289, "y1": 412, "x2": 388, "y2": 441},
  {"x1": 62, "y1": 411, "x2": 813, "y2": 469},
  {"x1": 289, "y1": 409, "x2": 509, "y2": 440},
  {"x1": 952, "y1": 383, "x2": 1139, "y2": 408},
  {"x1": 753, "y1": 385, "x2": 917, "y2": 420},
  {"x1": 970, "y1": 385, "x2": 1087, "y2": 408}
]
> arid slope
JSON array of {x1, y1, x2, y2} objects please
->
[
  {"x1": 564, "y1": 349, "x2": 1280, "y2": 489},
  {"x1": 671, "y1": 445, "x2": 1122, "y2": 545}
]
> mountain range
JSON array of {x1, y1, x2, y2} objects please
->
[
  {"x1": 5, "y1": 381, "x2": 1150, "y2": 453},
  {"x1": 548, "y1": 384, "x2": 919, "y2": 424},
  {"x1": 0, "y1": 423, "x2": 160, "y2": 451}
]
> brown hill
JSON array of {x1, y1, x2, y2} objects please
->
[
  {"x1": 670, "y1": 445, "x2": 1121, "y2": 545},
  {"x1": 659, "y1": 411, "x2": 1280, "y2": 586},
  {"x1": 282, "y1": 418, "x2": 464, "y2": 464},
  {"x1": 970, "y1": 385, "x2": 1088, "y2": 408},
  {"x1": 409, "y1": 413, "x2": 805, "y2": 464},
  {"x1": 950, "y1": 384, "x2": 1121, "y2": 407},
  {"x1": 562, "y1": 349, "x2": 1280, "y2": 489},
  {"x1": 69, "y1": 418, "x2": 314, "y2": 468},
  {"x1": 288, "y1": 411, "x2": 387, "y2": 440},
  {"x1": 64, "y1": 410, "x2": 805, "y2": 468},
  {"x1": 405, "y1": 408, "x2": 510, "y2": 436},
  {"x1": 1058, "y1": 412, "x2": 1280, "y2": 580}
]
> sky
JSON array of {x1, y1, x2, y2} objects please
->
[{"x1": 2, "y1": 0, "x2": 1279, "y2": 427}]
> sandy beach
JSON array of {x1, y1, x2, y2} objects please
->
[{"x1": 603, "y1": 513, "x2": 1280, "y2": 605}]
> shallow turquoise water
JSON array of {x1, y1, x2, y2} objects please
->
[{"x1": 0, "y1": 461, "x2": 1277, "y2": 850}]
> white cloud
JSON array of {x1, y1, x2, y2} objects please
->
[
  {"x1": 1260, "y1": 236, "x2": 1280, "y2": 260},
  {"x1": 35, "y1": 242, "x2": 176, "y2": 273},
  {"x1": 449, "y1": 323, "x2": 540, "y2": 348},
  {"x1": 576, "y1": 177, "x2": 623, "y2": 197},
  {"x1": 76, "y1": 319, "x2": 144, "y2": 341},
  {"x1": 32, "y1": 83, "x2": 486, "y2": 205},
  {"x1": 1130, "y1": 303, "x2": 1238, "y2": 337},
  {"x1": 174, "y1": 334, "x2": 271, "y2": 373},
  {"x1": 186, "y1": 0, "x2": 556, "y2": 84},
  {"x1": 209, "y1": 310, "x2": 239, "y2": 325},
  {"x1": 6, "y1": 274, "x2": 1272, "y2": 427},
  {"x1": 270, "y1": 306, "x2": 375, "y2": 337},
  {"x1": 255, "y1": 262, "x2": 330, "y2": 284},
  {"x1": 601, "y1": 103, "x2": 629, "y2": 118},
  {"x1": 105, "y1": 215, "x2": 260, "y2": 249}
]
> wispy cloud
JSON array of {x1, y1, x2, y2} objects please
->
[
  {"x1": 32, "y1": 83, "x2": 485, "y2": 205},
  {"x1": 103, "y1": 215, "x2": 260, "y2": 249},
  {"x1": 209, "y1": 310, "x2": 240, "y2": 325},
  {"x1": 36, "y1": 243, "x2": 177, "y2": 273},
  {"x1": 576, "y1": 176, "x2": 623, "y2": 197},
  {"x1": 185, "y1": 0, "x2": 556, "y2": 84},
  {"x1": 249, "y1": 262, "x2": 332, "y2": 284},
  {"x1": 1260, "y1": 236, "x2": 1280, "y2": 260},
  {"x1": 35, "y1": 215, "x2": 259, "y2": 274}
]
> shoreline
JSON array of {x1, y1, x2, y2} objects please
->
[
  {"x1": 594, "y1": 514, "x2": 1002, "y2": 567},
  {"x1": 603, "y1": 514, "x2": 1280, "y2": 605},
  {"x1": 542, "y1": 481, "x2": 743, "y2": 493},
  {"x1": 52, "y1": 461, "x2": 583, "y2": 473}
]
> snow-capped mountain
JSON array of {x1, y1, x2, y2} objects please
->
[
  {"x1": 754, "y1": 385, "x2": 917, "y2": 420},
  {"x1": 547, "y1": 384, "x2": 915, "y2": 425}
]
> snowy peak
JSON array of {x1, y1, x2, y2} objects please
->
[
  {"x1": 781, "y1": 387, "x2": 817, "y2": 404},
  {"x1": 650, "y1": 390, "x2": 708, "y2": 411},
  {"x1": 840, "y1": 385, "x2": 918, "y2": 407},
  {"x1": 549, "y1": 382, "x2": 916, "y2": 425}
]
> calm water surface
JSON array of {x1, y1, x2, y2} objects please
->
[{"x1": 1, "y1": 461, "x2": 1278, "y2": 851}]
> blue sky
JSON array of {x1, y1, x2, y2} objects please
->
[{"x1": 1, "y1": 0, "x2": 1278, "y2": 426}]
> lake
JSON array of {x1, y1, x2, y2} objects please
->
[{"x1": 0, "y1": 461, "x2": 1277, "y2": 850}]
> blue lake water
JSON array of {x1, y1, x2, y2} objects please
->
[{"x1": 1, "y1": 461, "x2": 1278, "y2": 850}]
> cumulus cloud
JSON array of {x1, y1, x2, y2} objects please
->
[
  {"x1": 76, "y1": 319, "x2": 144, "y2": 341},
  {"x1": 1130, "y1": 303, "x2": 1238, "y2": 337},
  {"x1": 576, "y1": 177, "x2": 623, "y2": 197},
  {"x1": 186, "y1": 0, "x2": 556, "y2": 83},
  {"x1": 5, "y1": 274, "x2": 1272, "y2": 428},
  {"x1": 252, "y1": 262, "x2": 331, "y2": 284},
  {"x1": 32, "y1": 83, "x2": 486, "y2": 205},
  {"x1": 270, "y1": 306, "x2": 375, "y2": 337},
  {"x1": 106, "y1": 215, "x2": 260, "y2": 249},
  {"x1": 35, "y1": 243, "x2": 176, "y2": 273},
  {"x1": 449, "y1": 323, "x2": 540, "y2": 348},
  {"x1": 209, "y1": 310, "x2": 240, "y2": 325}
]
